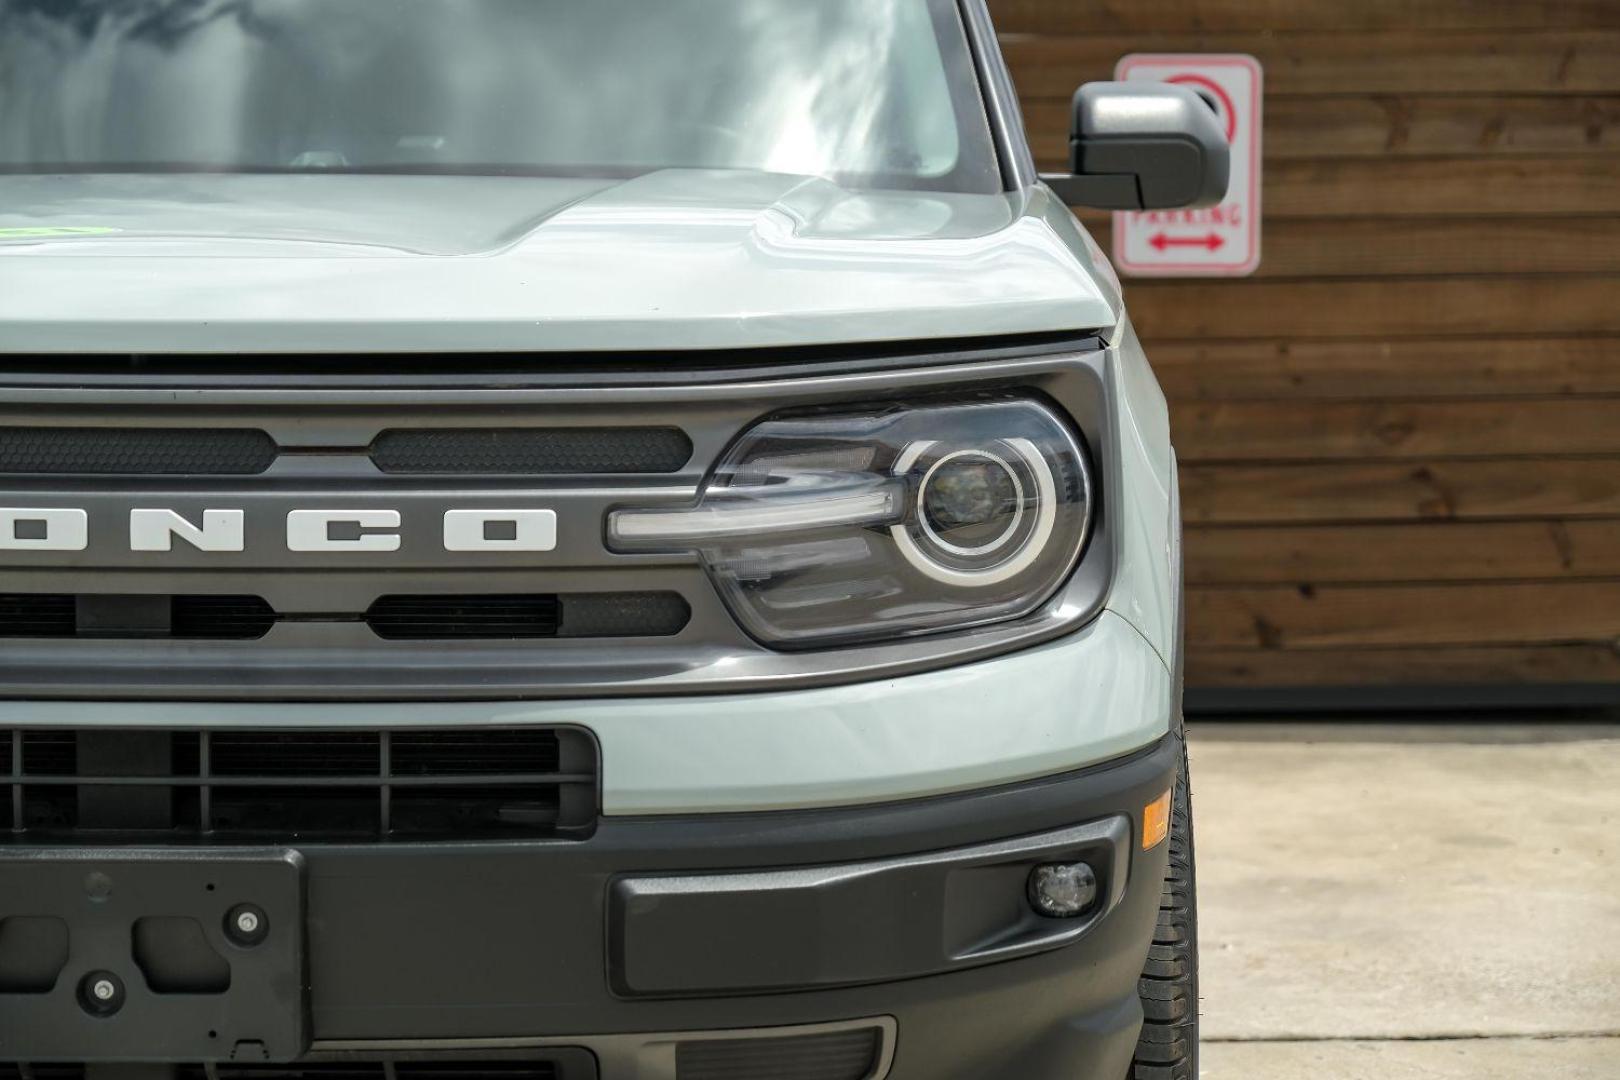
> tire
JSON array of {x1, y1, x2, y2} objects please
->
[{"x1": 1127, "y1": 739, "x2": 1199, "y2": 1080}]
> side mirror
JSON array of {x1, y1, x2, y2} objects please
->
[{"x1": 1043, "y1": 82, "x2": 1230, "y2": 211}]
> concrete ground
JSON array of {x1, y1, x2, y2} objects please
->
[{"x1": 1187, "y1": 721, "x2": 1620, "y2": 1078}]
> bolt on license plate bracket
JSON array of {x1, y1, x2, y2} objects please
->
[{"x1": 0, "y1": 848, "x2": 306, "y2": 1061}]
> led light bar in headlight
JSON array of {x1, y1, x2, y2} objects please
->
[{"x1": 608, "y1": 398, "x2": 1093, "y2": 648}]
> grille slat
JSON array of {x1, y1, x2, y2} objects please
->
[{"x1": 0, "y1": 729, "x2": 596, "y2": 843}]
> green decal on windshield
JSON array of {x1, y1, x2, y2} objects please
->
[{"x1": 0, "y1": 226, "x2": 123, "y2": 238}]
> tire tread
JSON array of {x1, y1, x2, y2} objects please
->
[{"x1": 1127, "y1": 740, "x2": 1199, "y2": 1080}]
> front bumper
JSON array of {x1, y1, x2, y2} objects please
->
[
  {"x1": 0, "y1": 610, "x2": 1170, "y2": 817},
  {"x1": 1, "y1": 732, "x2": 1178, "y2": 1080}
]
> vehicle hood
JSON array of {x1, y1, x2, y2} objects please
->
[{"x1": 0, "y1": 171, "x2": 1118, "y2": 354}]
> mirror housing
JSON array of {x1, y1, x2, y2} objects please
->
[{"x1": 1043, "y1": 82, "x2": 1231, "y2": 211}]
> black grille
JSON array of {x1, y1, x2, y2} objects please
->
[
  {"x1": 396, "y1": 1066, "x2": 563, "y2": 1080},
  {"x1": 557, "y1": 591, "x2": 692, "y2": 638},
  {"x1": 0, "y1": 1067, "x2": 87, "y2": 1080},
  {"x1": 2, "y1": 1065, "x2": 585, "y2": 1080},
  {"x1": 0, "y1": 424, "x2": 691, "y2": 475},
  {"x1": 676, "y1": 1028, "x2": 883, "y2": 1080},
  {"x1": 367, "y1": 594, "x2": 560, "y2": 639},
  {"x1": 366, "y1": 592, "x2": 690, "y2": 640},
  {"x1": 0, "y1": 426, "x2": 276, "y2": 475},
  {"x1": 371, "y1": 427, "x2": 692, "y2": 474},
  {"x1": 0, "y1": 593, "x2": 686, "y2": 641},
  {"x1": 170, "y1": 595, "x2": 278, "y2": 639},
  {"x1": 1, "y1": 728, "x2": 597, "y2": 842},
  {"x1": 391, "y1": 731, "x2": 560, "y2": 775},
  {"x1": 0, "y1": 594, "x2": 273, "y2": 640},
  {"x1": 0, "y1": 594, "x2": 74, "y2": 637}
]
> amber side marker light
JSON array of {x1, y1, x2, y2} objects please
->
[{"x1": 1143, "y1": 788, "x2": 1173, "y2": 850}]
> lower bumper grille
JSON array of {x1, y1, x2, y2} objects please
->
[
  {"x1": 182, "y1": 1064, "x2": 572, "y2": 1080},
  {"x1": 677, "y1": 1028, "x2": 883, "y2": 1080},
  {"x1": 0, "y1": 1068, "x2": 86, "y2": 1080},
  {"x1": 0, "y1": 1034, "x2": 881, "y2": 1080},
  {"x1": 0, "y1": 1060, "x2": 595, "y2": 1080},
  {"x1": 0, "y1": 1069, "x2": 87, "y2": 1080},
  {"x1": 1, "y1": 728, "x2": 598, "y2": 842}
]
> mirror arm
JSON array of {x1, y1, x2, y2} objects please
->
[{"x1": 1039, "y1": 173, "x2": 1144, "y2": 211}]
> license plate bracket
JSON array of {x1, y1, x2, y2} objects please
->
[{"x1": 0, "y1": 848, "x2": 306, "y2": 1062}]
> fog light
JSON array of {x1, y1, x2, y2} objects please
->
[{"x1": 1027, "y1": 861, "x2": 1098, "y2": 919}]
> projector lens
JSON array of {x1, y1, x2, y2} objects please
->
[{"x1": 920, "y1": 451, "x2": 1023, "y2": 555}]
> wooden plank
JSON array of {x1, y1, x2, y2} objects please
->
[
  {"x1": 1089, "y1": 216, "x2": 1620, "y2": 278},
  {"x1": 1150, "y1": 337, "x2": 1620, "y2": 401},
  {"x1": 1124, "y1": 277, "x2": 1620, "y2": 340},
  {"x1": 1188, "y1": 643, "x2": 1620, "y2": 687},
  {"x1": 988, "y1": 0, "x2": 1620, "y2": 34},
  {"x1": 1180, "y1": 458, "x2": 1620, "y2": 524},
  {"x1": 1026, "y1": 96, "x2": 1620, "y2": 163},
  {"x1": 1002, "y1": 31, "x2": 1620, "y2": 97},
  {"x1": 1261, "y1": 157, "x2": 1620, "y2": 218},
  {"x1": 1187, "y1": 580, "x2": 1620, "y2": 648},
  {"x1": 1171, "y1": 398, "x2": 1620, "y2": 462},
  {"x1": 1185, "y1": 521, "x2": 1620, "y2": 584}
]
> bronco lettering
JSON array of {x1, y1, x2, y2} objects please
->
[{"x1": 0, "y1": 508, "x2": 558, "y2": 553}]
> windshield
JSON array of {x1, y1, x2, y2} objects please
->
[{"x1": 0, "y1": 0, "x2": 1002, "y2": 193}]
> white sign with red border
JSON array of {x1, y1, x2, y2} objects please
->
[{"x1": 1112, "y1": 54, "x2": 1262, "y2": 277}]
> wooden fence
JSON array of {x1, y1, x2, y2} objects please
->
[{"x1": 990, "y1": 0, "x2": 1620, "y2": 704}]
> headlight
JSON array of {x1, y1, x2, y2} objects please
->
[{"x1": 608, "y1": 398, "x2": 1093, "y2": 648}]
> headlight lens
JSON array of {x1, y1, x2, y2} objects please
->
[{"x1": 608, "y1": 398, "x2": 1092, "y2": 648}]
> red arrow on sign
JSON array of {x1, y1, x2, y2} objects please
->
[{"x1": 1149, "y1": 232, "x2": 1225, "y2": 252}]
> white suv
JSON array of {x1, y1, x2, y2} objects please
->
[{"x1": 0, "y1": 2, "x2": 1226, "y2": 1078}]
